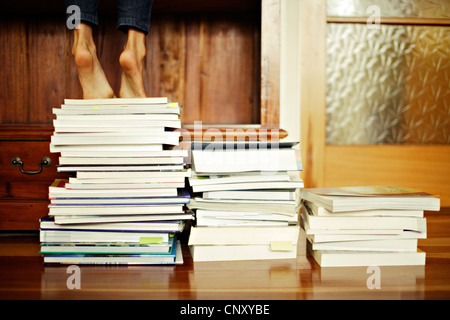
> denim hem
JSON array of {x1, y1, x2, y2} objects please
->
[
  {"x1": 80, "y1": 12, "x2": 98, "y2": 26},
  {"x1": 117, "y1": 18, "x2": 150, "y2": 34}
]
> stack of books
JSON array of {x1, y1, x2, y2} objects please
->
[
  {"x1": 300, "y1": 186, "x2": 441, "y2": 267},
  {"x1": 39, "y1": 97, "x2": 192, "y2": 265},
  {"x1": 187, "y1": 141, "x2": 304, "y2": 261}
]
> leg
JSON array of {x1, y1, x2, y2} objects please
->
[
  {"x1": 72, "y1": 23, "x2": 115, "y2": 99},
  {"x1": 116, "y1": 0, "x2": 154, "y2": 98},
  {"x1": 119, "y1": 29, "x2": 147, "y2": 98},
  {"x1": 65, "y1": 0, "x2": 114, "y2": 99}
]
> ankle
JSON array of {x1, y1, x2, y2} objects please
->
[
  {"x1": 72, "y1": 39, "x2": 96, "y2": 57},
  {"x1": 123, "y1": 43, "x2": 146, "y2": 62},
  {"x1": 73, "y1": 45, "x2": 95, "y2": 70},
  {"x1": 124, "y1": 29, "x2": 147, "y2": 60},
  {"x1": 119, "y1": 47, "x2": 145, "y2": 74},
  {"x1": 72, "y1": 23, "x2": 96, "y2": 55}
]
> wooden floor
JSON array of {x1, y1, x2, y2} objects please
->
[{"x1": 0, "y1": 209, "x2": 449, "y2": 300}]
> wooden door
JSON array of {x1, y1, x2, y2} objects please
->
[{"x1": 299, "y1": 0, "x2": 450, "y2": 206}]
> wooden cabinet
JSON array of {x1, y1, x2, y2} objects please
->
[
  {"x1": 0, "y1": 0, "x2": 282, "y2": 230},
  {"x1": 0, "y1": 128, "x2": 69, "y2": 229}
]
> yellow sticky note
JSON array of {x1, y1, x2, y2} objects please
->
[
  {"x1": 167, "y1": 103, "x2": 178, "y2": 108},
  {"x1": 270, "y1": 241, "x2": 293, "y2": 252},
  {"x1": 140, "y1": 237, "x2": 163, "y2": 245},
  {"x1": 92, "y1": 107, "x2": 99, "y2": 110}
]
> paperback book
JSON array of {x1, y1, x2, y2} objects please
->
[{"x1": 300, "y1": 186, "x2": 440, "y2": 267}]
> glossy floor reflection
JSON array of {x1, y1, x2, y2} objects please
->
[{"x1": 1, "y1": 210, "x2": 450, "y2": 300}]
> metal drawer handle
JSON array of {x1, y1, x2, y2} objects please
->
[{"x1": 10, "y1": 156, "x2": 52, "y2": 175}]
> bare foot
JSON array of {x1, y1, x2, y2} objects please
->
[
  {"x1": 119, "y1": 29, "x2": 147, "y2": 98},
  {"x1": 72, "y1": 24, "x2": 115, "y2": 99}
]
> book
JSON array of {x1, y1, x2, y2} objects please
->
[
  {"x1": 189, "y1": 226, "x2": 300, "y2": 262},
  {"x1": 40, "y1": 237, "x2": 174, "y2": 254},
  {"x1": 76, "y1": 169, "x2": 191, "y2": 179},
  {"x1": 303, "y1": 214, "x2": 427, "y2": 242},
  {"x1": 310, "y1": 238, "x2": 418, "y2": 252},
  {"x1": 308, "y1": 230, "x2": 426, "y2": 243},
  {"x1": 58, "y1": 157, "x2": 184, "y2": 166},
  {"x1": 53, "y1": 213, "x2": 194, "y2": 224},
  {"x1": 40, "y1": 216, "x2": 186, "y2": 233},
  {"x1": 188, "y1": 226, "x2": 300, "y2": 246},
  {"x1": 189, "y1": 244, "x2": 298, "y2": 262},
  {"x1": 191, "y1": 171, "x2": 303, "y2": 193},
  {"x1": 40, "y1": 230, "x2": 173, "y2": 243},
  {"x1": 62, "y1": 182, "x2": 185, "y2": 190},
  {"x1": 64, "y1": 97, "x2": 169, "y2": 105},
  {"x1": 304, "y1": 200, "x2": 424, "y2": 217},
  {"x1": 49, "y1": 189, "x2": 189, "y2": 213},
  {"x1": 188, "y1": 198, "x2": 298, "y2": 216},
  {"x1": 63, "y1": 175, "x2": 187, "y2": 189},
  {"x1": 309, "y1": 248, "x2": 426, "y2": 267},
  {"x1": 68, "y1": 176, "x2": 185, "y2": 184},
  {"x1": 54, "y1": 114, "x2": 179, "y2": 121},
  {"x1": 54, "y1": 105, "x2": 181, "y2": 115},
  {"x1": 188, "y1": 171, "x2": 291, "y2": 187},
  {"x1": 54, "y1": 127, "x2": 166, "y2": 133},
  {"x1": 301, "y1": 210, "x2": 425, "y2": 231},
  {"x1": 51, "y1": 132, "x2": 180, "y2": 146},
  {"x1": 40, "y1": 243, "x2": 172, "y2": 255},
  {"x1": 50, "y1": 144, "x2": 164, "y2": 153},
  {"x1": 300, "y1": 186, "x2": 440, "y2": 212},
  {"x1": 49, "y1": 187, "x2": 179, "y2": 198},
  {"x1": 202, "y1": 190, "x2": 298, "y2": 201},
  {"x1": 53, "y1": 119, "x2": 182, "y2": 129},
  {"x1": 192, "y1": 149, "x2": 301, "y2": 173},
  {"x1": 42, "y1": 240, "x2": 182, "y2": 265},
  {"x1": 61, "y1": 149, "x2": 188, "y2": 158},
  {"x1": 194, "y1": 219, "x2": 288, "y2": 227},
  {"x1": 195, "y1": 209, "x2": 298, "y2": 226},
  {"x1": 190, "y1": 141, "x2": 299, "y2": 150},
  {"x1": 56, "y1": 164, "x2": 185, "y2": 172},
  {"x1": 49, "y1": 200, "x2": 188, "y2": 208}
]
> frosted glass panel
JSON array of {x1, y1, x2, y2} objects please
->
[
  {"x1": 326, "y1": 24, "x2": 450, "y2": 145},
  {"x1": 327, "y1": 0, "x2": 450, "y2": 18}
]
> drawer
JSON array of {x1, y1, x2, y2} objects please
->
[
  {"x1": 0, "y1": 200, "x2": 48, "y2": 230},
  {"x1": 0, "y1": 141, "x2": 69, "y2": 230},
  {"x1": 0, "y1": 141, "x2": 68, "y2": 199}
]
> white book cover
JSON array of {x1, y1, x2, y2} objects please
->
[
  {"x1": 192, "y1": 149, "x2": 300, "y2": 173},
  {"x1": 188, "y1": 171, "x2": 291, "y2": 186},
  {"x1": 57, "y1": 164, "x2": 184, "y2": 172},
  {"x1": 50, "y1": 144, "x2": 163, "y2": 153},
  {"x1": 300, "y1": 186, "x2": 440, "y2": 212},
  {"x1": 53, "y1": 119, "x2": 181, "y2": 129},
  {"x1": 49, "y1": 205, "x2": 185, "y2": 215},
  {"x1": 61, "y1": 149, "x2": 187, "y2": 158},
  {"x1": 310, "y1": 249, "x2": 426, "y2": 267},
  {"x1": 59, "y1": 156, "x2": 184, "y2": 165},
  {"x1": 64, "y1": 97, "x2": 169, "y2": 105},
  {"x1": 188, "y1": 226, "x2": 300, "y2": 246}
]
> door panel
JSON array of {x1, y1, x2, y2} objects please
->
[{"x1": 299, "y1": 0, "x2": 450, "y2": 206}]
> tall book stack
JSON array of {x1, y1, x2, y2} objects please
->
[
  {"x1": 300, "y1": 186, "x2": 441, "y2": 267},
  {"x1": 187, "y1": 141, "x2": 304, "y2": 262},
  {"x1": 39, "y1": 97, "x2": 192, "y2": 265}
]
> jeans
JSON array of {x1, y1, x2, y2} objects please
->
[{"x1": 65, "y1": 0, "x2": 154, "y2": 34}]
